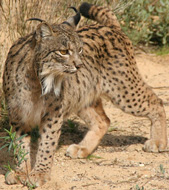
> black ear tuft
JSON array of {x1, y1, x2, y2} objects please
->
[
  {"x1": 27, "y1": 18, "x2": 44, "y2": 23},
  {"x1": 62, "y1": 7, "x2": 81, "y2": 28},
  {"x1": 69, "y1": 6, "x2": 81, "y2": 26},
  {"x1": 69, "y1": 6, "x2": 78, "y2": 13},
  {"x1": 73, "y1": 12, "x2": 81, "y2": 26}
]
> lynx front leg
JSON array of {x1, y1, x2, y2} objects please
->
[
  {"x1": 66, "y1": 99, "x2": 110, "y2": 158},
  {"x1": 26, "y1": 104, "x2": 63, "y2": 187}
]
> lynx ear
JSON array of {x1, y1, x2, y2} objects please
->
[
  {"x1": 35, "y1": 22, "x2": 53, "y2": 41},
  {"x1": 27, "y1": 18, "x2": 53, "y2": 40},
  {"x1": 62, "y1": 7, "x2": 81, "y2": 28}
]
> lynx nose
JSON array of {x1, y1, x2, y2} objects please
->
[
  {"x1": 74, "y1": 60, "x2": 83, "y2": 69},
  {"x1": 75, "y1": 63, "x2": 83, "y2": 69}
]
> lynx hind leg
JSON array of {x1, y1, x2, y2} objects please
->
[
  {"x1": 134, "y1": 92, "x2": 168, "y2": 152},
  {"x1": 66, "y1": 99, "x2": 110, "y2": 158},
  {"x1": 5, "y1": 126, "x2": 32, "y2": 185},
  {"x1": 109, "y1": 83, "x2": 168, "y2": 153},
  {"x1": 144, "y1": 96, "x2": 168, "y2": 152}
]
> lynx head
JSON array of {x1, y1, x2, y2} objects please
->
[{"x1": 31, "y1": 10, "x2": 83, "y2": 96}]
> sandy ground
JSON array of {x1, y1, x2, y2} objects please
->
[{"x1": 0, "y1": 52, "x2": 169, "y2": 190}]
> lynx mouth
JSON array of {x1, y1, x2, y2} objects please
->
[
  {"x1": 63, "y1": 62, "x2": 83, "y2": 74},
  {"x1": 63, "y1": 65, "x2": 83, "y2": 74},
  {"x1": 64, "y1": 68, "x2": 77, "y2": 74}
]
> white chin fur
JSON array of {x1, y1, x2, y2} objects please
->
[{"x1": 41, "y1": 74, "x2": 62, "y2": 96}]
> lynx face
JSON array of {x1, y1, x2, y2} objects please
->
[{"x1": 33, "y1": 23, "x2": 83, "y2": 95}]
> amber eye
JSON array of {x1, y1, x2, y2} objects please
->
[{"x1": 59, "y1": 50, "x2": 69, "y2": 55}]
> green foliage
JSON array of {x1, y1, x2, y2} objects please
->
[
  {"x1": 27, "y1": 182, "x2": 37, "y2": 190},
  {"x1": 67, "y1": 119, "x2": 79, "y2": 133},
  {"x1": 155, "y1": 45, "x2": 169, "y2": 55},
  {"x1": 0, "y1": 126, "x2": 38, "y2": 188},
  {"x1": 3, "y1": 163, "x2": 13, "y2": 181},
  {"x1": 0, "y1": 126, "x2": 28, "y2": 169},
  {"x1": 159, "y1": 164, "x2": 165, "y2": 175},
  {"x1": 87, "y1": 154, "x2": 103, "y2": 160},
  {"x1": 117, "y1": 0, "x2": 169, "y2": 45},
  {"x1": 135, "y1": 185, "x2": 144, "y2": 190}
]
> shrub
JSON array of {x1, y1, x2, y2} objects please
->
[{"x1": 117, "y1": 0, "x2": 169, "y2": 45}]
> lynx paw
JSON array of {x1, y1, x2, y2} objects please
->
[
  {"x1": 5, "y1": 170, "x2": 27, "y2": 185},
  {"x1": 144, "y1": 139, "x2": 168, "y2": 153},
  {"x1": 27, "y1": 171, "x2": 51, "y2": 187},
  {"x1": 65, "y1": 144, "x2": 89, "y2": 158}
]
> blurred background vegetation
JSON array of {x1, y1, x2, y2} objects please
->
[
  {"x1": 118, "y1": 0, "x2": 169, "y2": 46},
  {"x1": 0, "y1": 0, "x2": 169, "y2": 70}
]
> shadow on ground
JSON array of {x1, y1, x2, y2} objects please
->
[
  {"x1": 60, "y1": 120, "x2": 147, "y2": 150},
  {"x1": 0, "y1": 120, "x2": 147, "y2": 176}
]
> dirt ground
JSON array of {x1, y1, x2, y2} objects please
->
[{"x1": 0, "y1": 51, "x2": 169, "y2": 190}]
